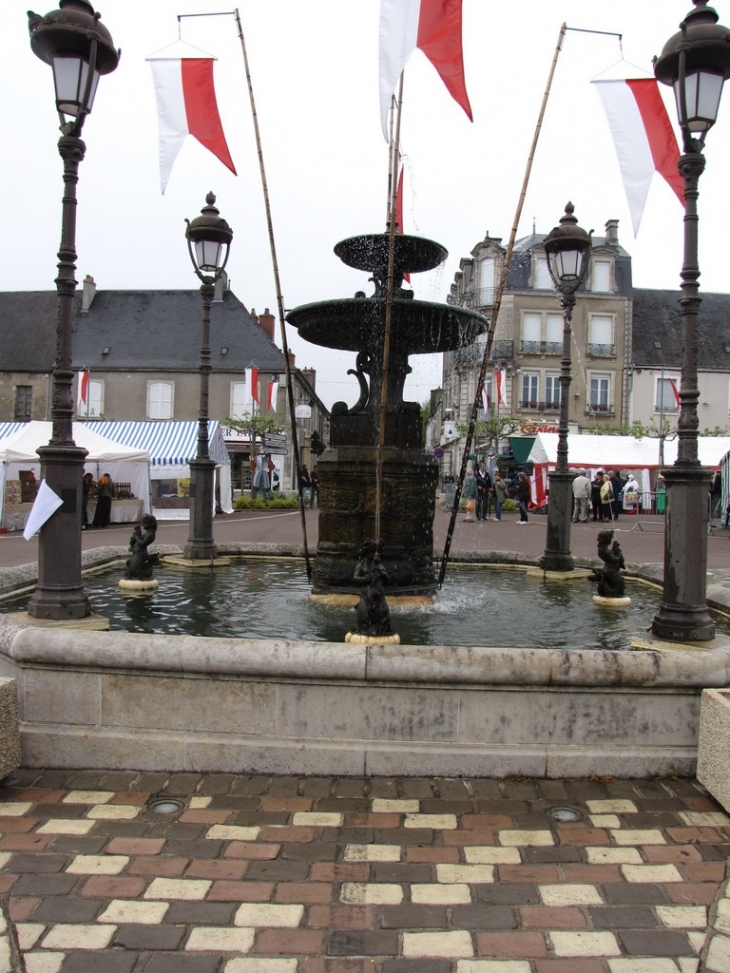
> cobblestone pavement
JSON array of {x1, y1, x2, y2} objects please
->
[{"x1": 0, "y1": 771, "x2": 727, "y2": 972}]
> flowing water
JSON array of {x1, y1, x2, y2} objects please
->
[{"x1": 6, "y1": 561, "x2": 723, "y2": 650}]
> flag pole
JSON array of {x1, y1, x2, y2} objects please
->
[
  {"x1": 231, "y1": 8, "x2": 312, "y2": 581},
  {"x1": 375, "y1": 72, "x2": 405, "y2": 548},
  {"x1": 438, "y1": 22, "x2": 568, "y2": 587}
]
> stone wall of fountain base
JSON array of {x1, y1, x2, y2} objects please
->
[{"x1": 1, "y1": 615, "x2": 728, "y2": 777}]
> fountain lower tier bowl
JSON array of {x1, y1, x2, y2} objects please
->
[{"x1": 286, "y1": 297, "x2": 488, "y2": 354}]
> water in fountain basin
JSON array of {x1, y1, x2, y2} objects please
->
[{"x1": 6, "y1": 561, "x2": 726, "y2": 650}]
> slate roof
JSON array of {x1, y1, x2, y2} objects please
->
[
  {"x1": 507, "y1": 233, "x2": 633, "y2": 295},
  {"x1": 632, "y1": 288, "x2": 730, "y2": 371},
  {"x1": 0, "y1": 288, "x2": 285, "y2": 373}
]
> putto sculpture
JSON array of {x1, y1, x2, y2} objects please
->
[
  {"x1": 590, "y1": 528, "x2": 630, "y2": 605},
  {"x1": 125, "y1": 515, "x2": 160, "y2": 581}
]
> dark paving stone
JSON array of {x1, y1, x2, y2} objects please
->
[
  {"x1": 451, "y1": 904, "x2": 518, "y2": 929},
  {"x1": 622, "y1": 813, "x2": 685, "y2": 828},
  {"x1": 32, "y1": 896, "x2": 104, "y2": 922},
  {"x1": 397, "y1": 779, "x2": 437, "y2": 799},
  {"x1": 281, "y1": 842, "x2": 337, "y2": 861},
  {"x1": 48, "y1": 836, "x2": 109, "y2": 855},
  {"x1": 162, "y1": 839, "x2": 224, "y2": 860},
  {"x1": 166, "y1": 901, "x2": 237, "y2": 925},
  {"x1": 11, "y1": 873, "x2": 79, "y2": 895},
  {"x1": 698, "y1": 843, "x2": 730, "y2": 859},
  {"x1": 420, "y1": 800, "x2": 474, "y2": 814},
  {"x1": 134, "y1": 773, "x2": 172, "y2": 793},
  {"x1": 3, "y1": 769, "x2": 42, "y2": 788},
  {"x1": 66, "y1": 771, "x2": 109, "y2": 790},
  {"x1": 5, "y1": 853, "x2": 69, "y2": 873},
  {"x1": 332, "y1": 778, "x2": 368, "y2": 798},
  {"x1": 500, "y1": 780, "x2": 539, "y2": 800},
  {"x1": 61, "y1": 953, "x2": 137, "y2": 973},
  {"x1": 114, "y1": 923, "x2": 186, "y2": 950},
  {"x1": 587, "y1": 906, "x2": 659, "y2": 929},
  {"x1": 371, "y1": 863, "x2": 433, "y2": 883},
  {"x1": 633, "y1": 798, "x2": 688, "y2": 812},
  {"x1": 31, "y1": 803, "x2": 85, "y2": 819},
  {"x1": 535, "y1": 781, "x2": 572, "y2": 801},
  {"x1": 566, "y1": 781, "x2": 617, "y2": 799},
  {"x1": 195, "y1": 774, "x2": 236, "y2": 795},
  {"x1": 99, "y1": 771, "x2": 142, "y2": 791},
  {"x1": 328, "y1": 929, "x2": 399, "y2": 955},
  {"x1": 299, "y1": 777, "x2": 335, "y2": 797},
  {"x1": 83, "y1": 820, "x2": 151, "y2": 838},
  {"x1": 207, "y1": 796, "x2": 259, "y2": 812},
  {"x1": 468, "y1": 780, "x2": 503, "y2": 798},
  {"x1": 524, "y1": 846, "x2": 583, "y2": 864},
  {"x1": 231, "y1": 810, "x2": 289, "y2": 826},
  {"x1": 603, "y1": 884, "x2": 668, "y2": 905},
  {"x1": 163, "y1": 773, "x2": 202, "y2": 795},
  {"x1": 379, "y1": 905, "x2": 448, "y2": 928},
  {"x1": 229, "y1": 775, "x2": 271, "y2": 795},
  {"x1": 619, "y1": 930, "x2": 694, "y2": 956},
  {"x1": 150, "y1": 823, "x2": 206, "y2": 841},
  {"x1": 382, "y1": 962, "x2": 452, "y2": 973},
  {"x1": 314, "y1": 798, "x2": 370, "y2": 812},
  {"x1": 431, "y1": 780, "x2": 473, "y2": 800},
  {"x1": 476, "y1": 885, "x2": 540, "y2": 905},
  {"x1": 324, "y1": 828, "x2": 374, "y2": 845},
  {"x1": 245, "y1": 859, "x2": 311, "y2": 881},
  {"x1": 267, "y1": 777, "x2": 301, "y2": 797},
  {"x1": 33, "y1": 770, "x2": 75, "y2": 789},
  {"x1": 474, "y1": 799, "x2": 529, "y2": 814},
  {"x1": 373, "y1": 830, "x2": 435, "y2": 845},
  {"x1": 143, "y1": 957, "x2": 221, "y2": 973}
]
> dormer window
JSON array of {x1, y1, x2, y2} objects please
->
[
  {"x1": 534, "y1": 256, "x2": 553, "y2": 289},
  {"x1": 591, "y1": 259, "x2": 612, "y2": 292}
]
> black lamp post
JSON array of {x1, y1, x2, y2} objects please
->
[
  {"x1": 538, "y1": 203, "x2": 591, "y2": 574},
  {"x1": 183, "y1": 193, "x2": 233, "y2": 562},
  {"x1": 651, "y1": 0, "x2": 730, "y2": 641},
  {"x1": 26, "y1": 1, "x2": 118, "y2": 620}
]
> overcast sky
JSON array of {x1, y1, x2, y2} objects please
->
[{"x1": 4, "y1": 0, "x2": 730, "y2": 410}]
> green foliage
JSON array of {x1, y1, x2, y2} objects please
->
[
  {"x1": 456, "y1": 413, "x2": 521, "y2": 448},
  {"x1": 234, "y1": 493, "x2": 299, "y2": 511},
  {"x1": 592, "y1": 417, "x2": 728, "y2": 439}
]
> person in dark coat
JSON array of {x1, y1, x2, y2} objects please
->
[
  {"x1": 475, "y1": 461, "x2": 491, "y2": 521},
  {"x1": 92, "y1": 472, "x2": 114, "y2": 528},
  {"x1": 591, "y1": 471, "x2": 605, "y2": 522},
  {"x1": 516, "y1": 472, "x2": 530, "y2": 523}
]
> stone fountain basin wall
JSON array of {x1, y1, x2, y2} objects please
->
[{"x1": 1, "y1": 610, "x2": 729, "y2": 778}]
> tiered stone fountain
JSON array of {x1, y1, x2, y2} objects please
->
[{"x1": 287, "y1": 232, "x2": 488, "y2": 594}]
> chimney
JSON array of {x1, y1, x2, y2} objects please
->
[
  {"x1": 81, "y1": 275, "x2": 96, "y2": 314},
  {"x1": 301, "y1": 367, "x2": 316, "y2": 391},
  {"x1": 257, "y1": 307, "x2": 276, "y2": 341},
  {"x1": 604, "y1": 219, "x2": 619, "y2": 247},
  {"x1": 288, "y1": 350, "x2": 296, "y2": 367},
  {"x1": 213, "y1": 269, "x2": 228, "y2": 302}
]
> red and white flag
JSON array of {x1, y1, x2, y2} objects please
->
[
  {"x1": 267, "y1": 381, "x2": 279, "y2": 412},
  {"x1": 481, "y1": 383, "x2": 490, "y2": 413},
  {"x1": 379, "y1": 0, "x2": 472, "y2": 139},
  {"x1": 668, "y1": 377, "x2": 681, "y2": 408},
  {"x1": 77, "y1": 371, "x2": 89, "y2": 412},
  {"x1": 496, "y1": 367, "x2": 506, "y2": 407},
  {"x1": 594, "y1": 79, "x2": 683, "y2": 235},
  {"x1": 148, "y1": 56, "x2": 237, "y2": 194},
  {"x1": 245, "y1": 367, "x2": 259, "y2": 407}
]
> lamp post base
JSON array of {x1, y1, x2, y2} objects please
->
[
  {"x1": 651, "y1": 465, "x2": 715, "y2": 642},
  {"x1": 182, "y1": 456, "x2": 217, "y2": 562},
  {"x1": 538, "y1": 470, "x2": 574, "y2": 574}
]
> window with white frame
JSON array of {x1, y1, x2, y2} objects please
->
[
  {"x1": 655, "y1": 376, "x2": 680, "y2": 413},
  {"x1": 546, "y1": 313, "x2": 562, "y2": 347},
  {"x1": 588, "y1": 314, "x2": 615, "y2": 357},
  {"x1": 534, "y1": 256, "x2": 553, "y2": 289},
  {"x1": 520, "y1": 311, "x2": 563, "y2": 355},
  {"x1": 230, "y1": 381, "x2": 247, "y2": 418},
  {"x1": 87, "y1": 380, "x2": 104, "y2": 417},
  {"x1": 591, "y1": 259, "x2": 612, "y2": 292},
  {"x1": 521, "y1": 372, "x2": 539, "y2": 407},
  {"x1": 477, "y1": 256, "x2": 495, "y2": 306},
  {"x1": 522, "y1": 312, "x2": 541, "y2": 352},
  {"x1": 545, "y1": 374, "x2": 561, "y2": 410},
  {"x1": 588, "y1": 374, "x2": 610, "y2": 412},
  {"x1": 147, "y1": 381, "x2": 174, "y2": 420}
]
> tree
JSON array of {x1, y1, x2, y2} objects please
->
[
  {"x1": 456, "y1": 412, "x2": 521, "y2": 451},
  {"x1": 224, "y1": 412, "x2": 286, "y2": 460}
]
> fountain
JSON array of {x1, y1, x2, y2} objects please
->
[{"x1": 286, "y1": 232, "x2": 488, "y2": 594}]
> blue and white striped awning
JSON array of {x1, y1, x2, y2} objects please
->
[
  {"x1": 0, "y1": 423, "x2": 26, "y2": 441},
  {"x1": 83, "y1": 421, "x2": 230, "y2": 468}
]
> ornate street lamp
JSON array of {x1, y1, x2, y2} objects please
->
[
  {"x1": 26, "y1": 1, "x2": 118, "y2": 620},
  {"x1": 538, "y1": 203, "x2": 591, "y2": 574},
  {"x1": 651, "y1": 0, "x2": 730, "y2": 641},
  {"x1": 183, "y1": 193, "x2": 233, "y2": 561}
]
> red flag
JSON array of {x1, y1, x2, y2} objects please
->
[
  {"x1": 267, "y1": 381, "x2": 278, "y2": 412},
  {"x1": 246, "y1": 367, "x2": 259, "y2": 405},
  {"x1": 77, "y1": 371, "x2": 89, "y2": 411},
  {"x1": 668, "y1": 377, "x2": 681, "y2": 408},
  {"x1": 496, "y1": 368, "x2": 506, "y2": 407},
  {"x1": 379, "y1": 0, "x2": 472, "y2": 138}
]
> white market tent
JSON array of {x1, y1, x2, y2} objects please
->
[
  {"x1": 0, "y1": 421, "x2": 151, "y2": 525},
  {"x1": 84, "y1": 421, "x2": 233, "y2": 519}
]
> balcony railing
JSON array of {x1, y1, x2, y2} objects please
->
[
  {"x1": 460, "y1": 286, "x2": 496, "y2": 309},
  {"x1": 519, "y1": 400, "x2": 561, "y2": 412},
  {"x1": 587, "y1": 343, "x2": 616, "y2": 357},
  {"x1": 519, "y1": 340, "x2": 562, "y2": 356},
  {"x1": 586, "y1": 404, "x2": 615, "y2": 416},
  {"x1": 454, "y1": 339, "x2": 515, "y2": 367},
  {"x1": 491, "y1": 340, "x2": 514, "y2": 361}
]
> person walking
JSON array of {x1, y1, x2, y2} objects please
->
[
  {"x1": 462, "y1": 468, "x2": 477, "y2": 522},
  {"x1": 609, "y1": 469, "x2": 625, "y2": 522},
  {"x1": 92, "y1": 472, "x2": 114, "y2": 528},
  {"x1": 251, "y1": 451, "x2": 270, "y2": 501},
  {"x1": 516, "y1": 471, "x2": 530, "y2": 524},
  {"x1": 492, "y1": 472, "x2": 508, "y2": 522},
  {"x1": 600, "y1": 472, "x2": 615, "y2": 523},
  {"x1": 82, "y1": 472, "x2": 95, "y2": 530},
  {"x1": 475, "y1": 461, "x2": 491, "y2": 521},
  {"x1": 299, "y1": 464, "x2": 312, "y2": 504},
  {"x1": 571, "y1": 469, "x2": 591, "y2": 523},
  {"x1": 591, "y1": 470, "x2": 605, "y2": 522},
  {"x1": 310, "y1": 466, "x2": 320, "y2": 508}
]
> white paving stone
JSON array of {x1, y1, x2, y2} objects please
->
[
  {"x1": 539, "y1": 884, "x2": 603, "y2": 906},
  {"x1": 16, "y1": 923, "x2": 45, "y2": 950},
  {"x1": 586, "y1": 847, "x2": 643, "y2": 865},
  {"x1": 42, "y1": 924, "x2": 116, "y2": 950},
  {"x1": 655, "y1": 905, "x2": 707, "y2": 929},
  {"x1": 550, "y1": 930, "x2": 621, "y2": 956},
  {"x1": 715, "y1": 899, "x2": 730, "y2": 935},
  {"x1": 340, "y1": 883, "x2": 403, "y2": 905},
  {"x1": 621, "y1": 864, "x2": 683, "y2": 883},
  {"x1": 0, "y1": 937, "x2": 11, "y2": 973},
  {"x1": 403, "y1": 930, "x2": 474, "y2": 958},
  {"x1": 98, "y1": 900, "x2": 170, "y2": 924},
  {"x1": 344, "y1": 843, "x2": 401, "y2": 862},
  {"x1": 62, "y1": 791, "x2": 114, "y2": 805},
  {"x1": 0, "y1": 803, "x2": 32, "y2": 816},
  {"x1": 225, "y1": 961, "x2": 298, "y2": 973},
  {"x1": 86, "y1": 804, "x2": 140, "y2": 820},
  {"x1": 608, "y1": 960, "x2": 682, "y2": 973},
  {"x1": 589, "y1": 814, "x2": 621, "y2": 828},
  {"x1": 144, "y1": 878, "x2": 212, "y2": 900},
  {"x1": 205, "y1": 825, "x2": 260, "y2": 841},
  {"x1": 372, "y1": 799, "x2": 419, "y2": 813},
  {"x1": 24, "y1": 954, "x2": 64, "y2": 973},
  {"x1": 0, "y1": 854, "x2": 10, "y2": 871},
  {"x1": 37, "y1": 819, "x2": 95, "y2": 836},
  {"x1": 187, "y1": 927, "x2": 255, "y2": 952},
  {"x1": 498, "y1": 829, "x2": 554, "y2": 846},
  {"x1": 677, "y1": 811, "x2": 730, "y2": 826},
  {"x1": 233, "y1": 904, "x2": 304, "y2": 927},
  {"x1": 457, "y1": 964, "x2": 531, "y2": 973},
  {"x1": 436, "y1": 864, "x2": 495, "y2": 884},
  {"x1": 705, "y1": 935, "x2": 730, "y2": 973},
  {"x1": 687, "y1": 930, "x2": 706, "y2": 953},
  {"x1": 610, "y1": 829, "x2": 667, "y2": 845},
  {"x1": 464, "y1": 847, "x2": 521, "y2": 864},
  {"x1": 291, "y1": 812, "x2": 343, "y2": 826},
  {"x1": 412, "y1": 883, "x2": 472, "y2": 904},
  {"x1": 586, "y1": 800, "x2": 638, "y2": 814},
  {"x1": 189, "y1": 796, "x2": 212, "y2": 808},
  {"x1": 405, "y1": 813, "x2": 457, "y2": 829},
  {"x1": 677, "y1": 959, "x2": 700, "y2": 973},
  {"x1": 66, "y1": 855, "x2": 128, "y2": 875}
]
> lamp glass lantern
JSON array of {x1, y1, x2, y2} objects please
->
[
  {"x1": 543, "y1": 203, "x2": 591, "y2": 295},
  {"x1": 186, "y1": 192, "x2": 233, "y2": 281}
]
